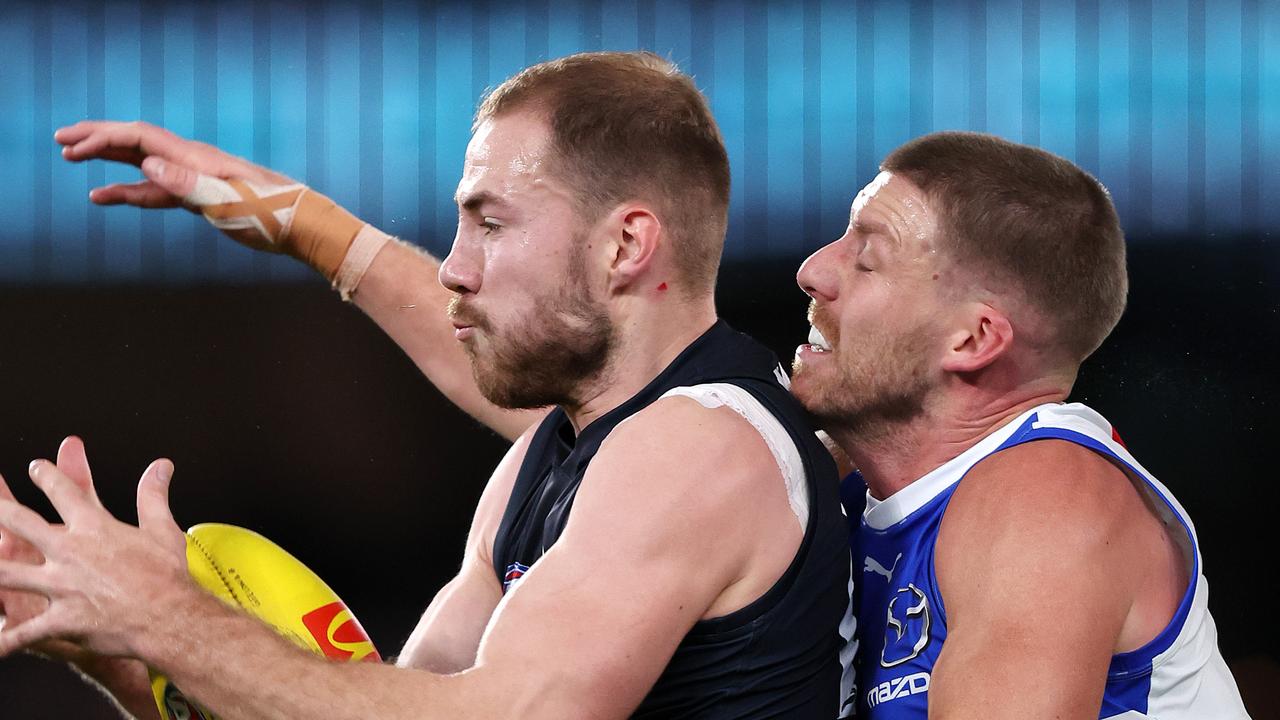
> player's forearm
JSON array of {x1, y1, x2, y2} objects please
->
[
  {"x1": 349, "y1": 238, "x2": 543, "y2": 441},
  {"x1": 137, "y1": 588, "x2": 508, "y2": 720}
]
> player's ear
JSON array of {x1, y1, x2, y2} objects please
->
[
  {"x1": 605, "y1": 205, "x2": 662, "y2": 292},
  {"x1": 941, "y1": 302, "x2": 1013, "y2": 373}
]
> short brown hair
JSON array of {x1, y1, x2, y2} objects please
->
[
  {"x1": 475, "y1": 51, "x2": 730, "y2": 292},
  {"x1": 882, "y1": 132, "x2": 1128, "y2": 363}
]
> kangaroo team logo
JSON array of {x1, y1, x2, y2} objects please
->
[{"x1": 882, "y1": 583, "x2": 931, "y2": 668}]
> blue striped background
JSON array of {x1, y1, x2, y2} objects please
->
[{"x1": 0, "y1": 0, "x2": 1275, "y2": 283}]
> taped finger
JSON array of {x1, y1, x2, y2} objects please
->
[{"x1": 186, "y1": 174, "x2": 306, "y2": 246}]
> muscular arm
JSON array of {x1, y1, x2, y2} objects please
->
[
  {"x1": 928, "y1": 440, "x2": 1155, "y2": 719},
  {"x1": 0, "y1": 399, "x2": 798, "y2": 720},
  {"x1": 55, "y1": 120, "x2": 543, "y2": 442}
]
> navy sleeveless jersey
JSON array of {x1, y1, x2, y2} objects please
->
[
  {"x1": 843, "y1": 403, "x2": 1248, "y2": 718},
  {"x1": 492, "y1": 320, "x2": 855, "y2": 718}
]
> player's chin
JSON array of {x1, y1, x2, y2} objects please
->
[
  {"x1": 792, "y1": 344, "x2": 834, "y2": 379},
  {"x1": 787, "y1": 362, "x2": 824, "y2": 409}
]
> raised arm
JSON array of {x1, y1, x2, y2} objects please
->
[{"x1": 55, "y1": 121, "x2": 544, "y2": 441}]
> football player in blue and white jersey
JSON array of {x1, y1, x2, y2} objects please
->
[{"x1": 792, "y1": 131, "x2": 1249, "y2": 719}]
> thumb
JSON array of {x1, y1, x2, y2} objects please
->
[
  {"x1": 137, "y1": 460, "x2": 185, "y2": 556},
  {"x1": 140, "y1": 156, "x2": 198, "y2": 198}
]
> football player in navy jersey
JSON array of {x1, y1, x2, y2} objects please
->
[
  {"x1": 791, "y1": 132, "x2": 1247, "y2": 718},
  {"x1": 0, "y1": 52, "x2": 854, "y2": 718}
]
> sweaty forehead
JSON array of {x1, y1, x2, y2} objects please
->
[
  {"x1": 849, "y1": 171, "x2": 937, "y2": 248},
  {"x1": 464, "y1": 117, "x2": 551, "y2": 176},
  {"x1": 849, "y1": 170, "x2": 894, "y2": 220},
  {"x1": 458, "y1": 115, "x2": 567, "y2": 205}
]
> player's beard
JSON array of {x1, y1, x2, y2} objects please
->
[
  {"x1": 793, "y1": 305, "x2": 933, "y2": 441},
  {"x1": 451, "y1": 246, "x2": 615, "y2": 410}
]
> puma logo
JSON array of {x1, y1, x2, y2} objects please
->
[{"x1": 864, "y1": 553, "x2": 903, "y2": 582}]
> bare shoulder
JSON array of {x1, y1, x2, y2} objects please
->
[
  {"x1": 926, "y1": 439, "x2": 1158, "y2": 715},
  {"x1": 568, "y1": 395, "x2": 787, "y2": 563},
  {"x1": 936, "y1": 438, "x2": 1150, "y2": 618},
  {"x1": 562, "y1": 395, "x2": 800, "y2": 615},
  {"x1": 587, "y1": 394, "x2": 784, "y2": 503},
  {"x1": 944, "y1": 438, "x2": 1144, "y2": 538}
]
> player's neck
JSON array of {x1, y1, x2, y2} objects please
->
[
  {"x1": 837, "y1": 385, "x2": 1068, "y2": 501},
  {"x1": 562, "y1": 297, "x2": 718, "y2": 435}
]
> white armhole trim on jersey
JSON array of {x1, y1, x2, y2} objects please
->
[{"x1": 659, "y1": 383, "x2": 809, "y2": 531}]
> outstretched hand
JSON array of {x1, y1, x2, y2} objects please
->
[
  {"x1": 0, "y1": 438, "x2": 190, "y2": 658},
  {"x1": 56, "y1": 121, "x2": 366, "y2": 276},
  {"x1": 0, "y1": 437, "x2": 104, "y2": 660},
  {"x1": 55, "y1": 120, "x2": 295, "y2": 210}
]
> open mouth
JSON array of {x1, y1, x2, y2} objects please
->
[{"x1": 807, "y1": 325, "x2": 832, "y2": 353}]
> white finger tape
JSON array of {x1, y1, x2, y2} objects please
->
[{"x1": 186, "y1": 174, "x2": 307, "y2": 245}]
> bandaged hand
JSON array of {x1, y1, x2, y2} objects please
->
[{"x1": 56, "y1": 121, "x2": 390, "y2": 296}]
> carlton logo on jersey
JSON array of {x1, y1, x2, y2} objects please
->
[
  {"x1": 503, "y1": 562, "x2": 531, "y2": 593},
  {"x1": 882, "y1": 583, "x2": 931, "y2": 667}
]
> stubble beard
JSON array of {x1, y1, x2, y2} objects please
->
[
  {"x1": 794, "y1": 322, "x2": 933, "y2": 443},
  {"x1": 456, "y1": 248, "x2": 616, "y2": 411}
]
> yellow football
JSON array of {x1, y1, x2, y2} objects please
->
[{"x1": 149, "y1": 523, "x2": 380, "y2": 720}]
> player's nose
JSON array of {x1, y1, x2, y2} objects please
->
[
  {"x1": 797, "y1": 240, "x2": 840, "y2": 303},
  {"x1": 439, "y1": 234, "x2": 482, "y2": 295}
]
